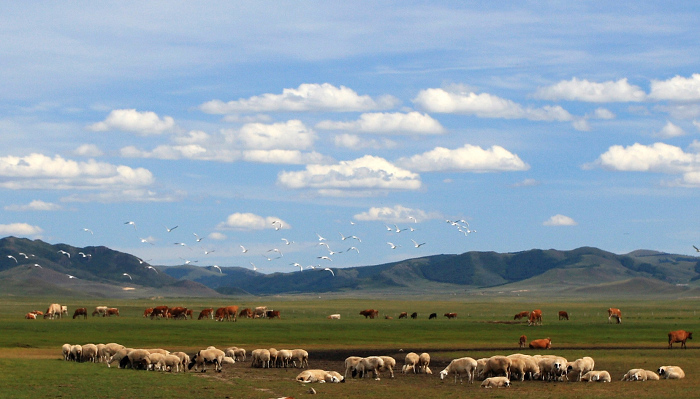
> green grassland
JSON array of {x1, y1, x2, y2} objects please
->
[{"x1": 1, "y1": 295, "x2": 698, "y2": 398}]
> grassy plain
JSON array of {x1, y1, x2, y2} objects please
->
[{"x1": 1, "y1": 295, "x2": 698, "y2": 398}]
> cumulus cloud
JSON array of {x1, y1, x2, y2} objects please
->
[
  {"x1": 397, "y1": 144, "x2": 529, "y2": 173},
  {"x1": 655, "y1": 121, "x2": 685, "y2": 138},
  {"x1": 354, "y1": 205, "x2": 437, "y2": 223},
  {"x1": 316, "y1": 111, "x2": 445, "y2": 134},
  {"x1": 226, "y1": 120, "x2": 316, "y2": 150},
  {"x1": 4, "y1": 200, "x2": 62, "y2": 211},
  {"x1": 208, "y1": 232, "x2": 227, "y2": 240},
  {"x1": 511, "y1": 178, "x2": 540, "y2": 187},
  {"x1": 333, "y1": 134, "x2": 396, "y2": 150},
  {"x1": 277, "y1": 155, "x2": 421, "y2": 193},
  {"x1": 88, "y1": 109, "x2": 176, "y2": 135},
  {"x1": 590, "y1": 108, "x2": 616, "y2": 120},
  {"x1": 413, "y1": 88, "x2": 573, "y2": 121},
  {"x1": 649, "y1": 74, "x2": 700, "y2": 101},
  {"x1": 200, "y1": 83, "x2": 398, "y2": 114},
  {"x1": 217, "y1": 213, "x2": 289, "y2": 230},
  {"x1": 73, "y1": 144, "x2": 103, "y2": 157},
  {"x1": 0, "y1": 153, "x2": 154, "y2": 190},
  {"x1": 0, "y1": 223, "x2": 43, "y2": 236},
  {"x1": 60, "y1": 188, "x2": 184, "y2": 203},
  {"x1": 695, "y1": 120, "x2": 700, "y2": 131},
  {"x1": 534, "y1": 78, "x2": 646, "y2": 102},
  {"x1": 543, "y1": 214, "x2": 577, "y2": 226}
]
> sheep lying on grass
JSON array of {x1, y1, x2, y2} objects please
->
[
  {"x1": 481, "y1": 376, "x2": 510, "y2": 388},
  {"x1": 296, "y1": 369, "x2": 343, "y2": 383},
  {"x1": 581, "y1": 370, "x2": 611, "y2": 382},
  {"x1": 657, "y1": 366, "x2": 685, "y2": 379}
]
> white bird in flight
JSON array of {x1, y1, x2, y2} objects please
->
[
  {"x1": 164, "y1": 225, "x2": 178, "y2": 232},
  {"x1": 18, "y1": 253, "x2": 29, "y2": 259},
  {"x1": 323, "y1": 267, "x2": 335, "y2": 277},
  {"x1": 394, "y1": 224, "x2": 407, "y2": 233},
  {"x1": 212, "y1": 265, "x2": 222, "y2": 274},
  {"x1": 411, "y1": 239, "x2": 426, "y2": 248},
  {"x1": 66, "y1": 274, "x2": 77, "y2": 279},
  {"x1": 57, "y1": 250, "x2": 70, "y2": 258},
  {"x1": 317, "y1": 256, "x2": 332, "y2": 261},
  {"x1": 339, "y1": 233, "x2": 348, "y2": 241},
  {"x1": 32, "y1": 263, "x2": 42, "y2": 268},
  {"x1": 281, "y1": 238, "x2": 293, "y2": 245},
  {"x1": 83, "y1": 228, "x2": 93, "y2": 235},
  {"x1": 291, "y1": 262, "x2": 303, "y2": 271},
  {"x1": 122, "y1": 273, "x2": 132, "y2": 280},
  {"x1": 250, "y1": 262, "x2": 258, "y2": 271},
  {"x1": 140, "y1": 238, "x2": 154, "y2": 245},
  {"x1": 694, "y1": 245, "x2": 699, "y2": 252},
  {"x1": 78, "y1": 252, "x2": 91, "y2": 258},
  {"x1": 203, "y1": 249, "x2": 215, "y2": 255},
  {"x1": 387, "y1": 242, "x2": 400, "y2": 249},
  {"x1": 193, "y1": 233, "x2": 204, "y2": 242},
  {"x1": 408, "y1": 216, "x2": 417, "y2": 223},
  {"x1": 240, "y1": 245, "x2": 248, "y2": 253},
  {"x1": 350, "y1": 235, "x2": 361, "y2": 242},
  {"x1": 347, "y1": 246, "x2": 360, "y2": 253},
  {"x1": 124, "y1": 221, "x2": 136, "y2": 229},
  {"x1": 316, "y1": 233, "x2": 326, "y2": 241},
  {"x1": 7, "y1": 255, "x2": 17, "y2": 263},
  {"x1": 146, "y1": 265, "x2": 158, "y2": 273}
]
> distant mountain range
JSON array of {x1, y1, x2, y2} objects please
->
[{"x1": 1, "y1": 236, "x2": 699, "y2": 298}]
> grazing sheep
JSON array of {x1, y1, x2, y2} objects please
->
[
  {"x1": 566, "y1": 357, "x2": 595, "y2": 382},
  {"x1": 327, "y1": 314, "x2": 341, "y2": 320},
  {"x1": 507, "y1": 354, "x2": 540, "y2": 381},
  {"x1": 475, "y1": 358, "x2": 489, "y2": 380},
  {"x1": 418, "y1": 353, "x2": 432, "y2": 374},
  {"x1": 657, "y1": 366, "x2": 685, "y2": 379},
  {"x1": 170, "y1": 352, "x2": 190, "y2": 372},
  {"x1": 62, "y1": 344, "x2": 71, "y2": 361},
  {"x1": 157, "y1": 354, "x2": 183, "y2": 372},
  {"x1": 188, "y1": 348, "x2": 225, "y2": 372},
  {"x1": 70, "y1": 345, "x2": 82, "y2": 362},
  {"x1": 277, "y1": 349, "x2": 292, "y2": 368},
  {"x1": 268, "y1": 348, "x2": 279, "y2": 367},
  {"x1": 147, "y1": 353, "x2": 166, "y2": 370},
  {"x1": 508, "y1": 356, "x2": 528, "y2": 382},
  {"x1": 225, "y1": 347, "x2": 238, "y2": 359},
  {"x1": 440, "y1": 357, "x2": 478, "y2": 384},
  {"x1": 534, "y1": 355, "x2": 567, "y2": 381},
  {"x1": 95, "y1": 344, "x2": 106, "y2": 362},
  {"x1": 402, "y1": 352, "x2": 420, "y2": 374},
  {"x1": 292, "y1": 349, "x2": 309, "y2": 368},
  {"x1": 233, "y1": 348, "x2": 246, "y2": 361},
  {"x1": 81, "y1": 344, "x2": 98, "y2": 363},
  {"x1": 107, "y1": 348, "x2": 133, "y2": 368},
  {"x1": 582, "y1": 370, "x2": 611, "y2": 382},
  {"x1": 481, "y1": 376, "x2": 511, "y2": 388},
  {"x1": 127, "y1": 349, "x2": 152, "y2": 370},
  {"x1": 147, "y1": 348, "x2": 170, "y2": 356},
  {"x1": 478, "y1": 356, "x2": 511, "y2": 380},
  {"x1": 357, "y1": 356, "x2": 385, "y2": 380},
  {"x1": 250, "y1": 349, "x2": 271, "y2": 369},
  {"x1": 379, "y1": 356, "x2": 396, "y2": 378},
  {"x1": 344, "y1": 356, "x2": 363, "y2": 379},
  {"x1": 296, "y1": 369, "x2": 342, "y2": 383}
]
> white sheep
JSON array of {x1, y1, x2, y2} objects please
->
[
  {"x1": 402, "y1": 352, "x2": 420, "y2": 374},
  {"x1": 147, "y1": 348, "x2": 170, "y2": 356},
  {"x1": 69, "y1": 345, "x2": 82, "y2": 362},
  {"x1": 233, "y1": 348, "x2": 246, "y2": 361},
  {"x1": 295, "y1": 369, "x2": 342, "y2": 383},
  {"x1": 357, "y1": 356, "x2": 385, "y2": 380},
  {"x1": 147, "y1": 353, "x2": 166, "y2": 370},
  {"x1": 481, "y1": 376, "x2": 511, "y2": 388},
  {"x1": 81, "y1": 344, "x2": 98, "y2": 363},
  {"x1": 478, "y1": 356, "x2": 511, "y2": 380},
  {"x1": 292, "y1": 349, "x2": 309, "y2": 368},
  {"x1": 170, "y1": 351, "x2": 190, "y2": 372},
  {"x1": 107, "y1": 347, "x2": 133, "y2": 368},
  {"x1": 222, "y1": 356, "x2": 235, "y2": 365},
  {"x1": 157, "y1": 354, "x2": 183, "y2": 372},
  {"x1": 62, "y1": 344, "x2": 71, "y2": 361},
  {"x1": 268, "y1": 348, "x2": 279, "y2": 367},
  {"x1": 95, "y1": 344, "x2": 106, "y2": 362},
  {"x1": 344, "y1": 356, "x2": 363, "y2": 379},
  {"x1": 621, "y1": 368, "x2": 645, "y2": 381},
  {"x1": 440, "y1": 357, "x2": 478, "y2": 384},
  {"x1": 127, "y1": 349, "x2": 152, "y2": 370},
  {"x1": 188, "y1": 348, "x2": 225, "y2": 372},
  {"x1": 507, "y1": 354, "x2": 540, "y2": 381},
  {"x1": 566, "y1": 357, "x2": 595, "y2": 382},
  {"x1": 379, "y1": 356, "x2": 396, "y2": 378},
  {"x1": 643, "y1": 370, "x2": 660, "y2": 380},
  {"x1": 582, "y1": 370, "x2": 611, "y2": 382},
  {"x1": 277, "y1": 349, "x2": 293, "y2": 368},
  {"x1": 418, "y1": 352, "x2": 432, "y2": 374},
  {"x1": 657, "y1": 366, "x2": 685, "y2": 379},
  {"x1": 250, "y1": 349, "x2": 271, "y2": 368}
]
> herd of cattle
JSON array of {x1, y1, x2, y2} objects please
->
[{"x1": 27, "y1": 304, "x2": 282, "y2": 321}]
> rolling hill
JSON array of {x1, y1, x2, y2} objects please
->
[{"x1": 1, "y1": 236, "x2": 699, "y2": 298}]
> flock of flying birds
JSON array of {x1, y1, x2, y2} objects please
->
[{"x1": 5, "y1": 217, "x2": 478, "y2": 283}]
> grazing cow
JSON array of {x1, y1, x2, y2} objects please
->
[
  {"x1": 410, "y1": 312, "x2": 418, "y2": 319},
  {"x1": 238, "y1": 308, "x2": 253, "y2": 319},
  {"x1": 61, "y1": 306, "x2": 68, "y2": 316},
  {"x1": 25, "y1": 312, "x2": 36, "y2": 319},
  {"x1": 514, "y1": 311, "x2": 530, "y2": 320},
  {"x1": 217, "y1": 306, "x2": 239, "y2": 321},
  {"x1": 143, "y1": 308, "x2": 153, "y2": 318},
  {"x1": 668, "y1": 330, "x2": 692, "y2": 349},
  {"x1": 266, "y1": 310, "x2": 281, "y2": 319},
  {"x1": 444, "y1": 312, "x2": 457, "y2": 319},
  {"x1": 72, "y1": 308, "x2": 88, "y2": 319},
  {"x1": 168, "y1": 307, "x2": 188, "y2": 319},
  {"x1": 104, "y1": 308, "x2": 119, "y2": 317},
  {"x1": 398, "y1": 312, "x2": 408, "y2": 319},
  {"x1": 528, "y1": 309, "x2": 543, "y2": 326},
  {"x1": 518, "y1": 335, "x2": 527, "y2": 349},
  {"x1": 92, "y1": 306, "x2": 108, "y2": 317},
  {"x1": 529, "y1": 337, "x2": 551, "y2": 349},
  {"x1": 429, "y1": 313, "x2": 437, "y2": 319},
  {"x1": 608, "y1": 308, "x2": 622, "y2": 324},
  {"x1": 185, "y1": 309, "x2": 193, "y2": 319},
  {"x1": 44, "y1": 303, "x2": 62, "y2": 319},
  {"x1": 253, "y1": 306, "x2": 268, "y2": 318},
  {"x1": 150, "y1": 305, "x2": 169, "y2": 319},
  {"x1": 359, "y1": 309, "x2": 379, "y2": 319},
  {"x1": 558, "y1": 311, "x2": 569, "y2": 321},
  {"x1": 198, "y1": 308, "x2": 213, "y2": 320}
]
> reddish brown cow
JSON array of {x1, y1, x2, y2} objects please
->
[
  {"x1": 150, "y1": 305, "x2": 169, "y2": 319},
  {"x1": 216, "y1": 306, "x2": 239, "y2": 321},
  {"x1": 668, "y1": 330, "x2": 692, "y2": 349},
  {"x1": 25, "y1": 312, "x2": 36, "y2": 319},
  {"x1": 185, "y1": 309, "x2": 194, "y2": 319},
  {"x1": 529, "y1": 337, "x2": 551, "y2": 349},
  {"x1": 608, "y1": 308, "x2": 622, "y2": 324},
  {"x1": 558, "y1": 311, "x2": 569, "y2": 321},
  {"x1": 519, "y1": 335, "x2": 527, "y2": 348},
  {"x1": 72, "y1": 308, "x2": 87, "y2": 319},
  {"x1": 104, "y1": 308, "x2": 120, "y2": 317},
  {"x1": 359, "y1": 309, "x2": 379, "y2": 319},
  {"x1": 168, "y1": 307, "x2": 188, "y2": 319},
  {"x1": 266, "y1": 310, "x2": 281, "y2": 319},
  {"x1": 514, "y1": 311, "x2": 530, "y2": 320},
  {"x1": 143, "y1": 308, "x2": 153, "y2": 318},
  {"x1": 528, "y1": 309, "x2": 542, "y2": 326},
  {"x1": 398, "y1": 312, "x2": 408, "y2": 319},
  {"x1": 444, "y1": 313, "x2": 457, "y2": 319},
  {"x1": 198, "y1": 308, "x2": 213, "y2": 320},
  {"x1": 239, "y1": 308, "x2": 253, "y2": 319}
]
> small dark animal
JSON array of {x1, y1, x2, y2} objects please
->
[
  {"x1": 410, "y1": 312, "x2": 418, "y2": 319},
  {"x1": 558, "y1": 311, "x2": 569, "y2": 321},
  {"x1": 428, "y1": 313, "x2": 437, "y2": 320}
]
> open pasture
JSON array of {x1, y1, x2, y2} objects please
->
[{"x1": 1, "y1": 296, "x2": 698, "y2": 398}]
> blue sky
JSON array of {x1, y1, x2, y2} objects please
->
[{"x1": 2, "y1": 2, "x2": 700, "y2": 274}]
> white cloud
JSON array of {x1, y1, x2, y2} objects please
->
[
  {"x1": 208, "y1": 232, "x2": 227, "y2": 240},
  {"x1": 511, "y1": 178, "x2": 540, "y2": 187},
  {"x1": 413, "y1": 88, "x2": 573, "y2": 121},
  {"x1": 649, "y1": 74, "x2": 700, "y2": 101},
  {"x1": 4, "y1": 200, "x2": 62, "y2": 211},
  {"x1": 695, "y1": 120, "x2": 700, "y2": 131},
  {"x1": 277, "y1": 155, "x2": 421, "y2": 193},
  {"x1": 333, "y1": 134, "x2": 396, "y2": 150},
  {"x1": 590, "y1": 108, "x2": 615, "y2": 120},
  {"x1": 543, "y1": 214, "x2": 577, "y2": 226},
  {"x1": 572, "y1": 119, "x2": 591, "y2": 131},
  {"x1": 0, "y1": 223, "x2": 43, "y2": 236},
  {"x1": 88, "y1": 109, "x2": 176, "y2": 135},
  {"x1": 0, "y1": 153, "x2": 154, "y2": 190},
  {"x1": 354, "y1": 205, "x2": 437, "y2": 223},
  {"x1": 222, "y1": 114, "x2": 272, "y2": 123},
  {"x1": 200, "y1": 83, "x2": 399, "y2": 114},
  {"x1": 217, "y1": 213, "x2": 289, "y2": 230},
  {"x1": 242, "y1": 149, "x2": 330, "y2": 165},
  {"x1": 397, "y1": 144, "x2": 529, "y2": 173},
  {"x1": 61, "y1": 188, "x2": 184, "y2": 203},
  {"x1": 588, "y1": 142, "x2": 694, "y2": 173},
  {"x1": 655, "y1": 121, "x2": 685, "y2": 138},
  {"x1": 534, "y1": 78, "x2": 646, "y2": 102},
  {"x1": 316, "y1": 111, "x2": 445, "y2": 134},
  {"x1": 227, "y1": 120, "x2": 316, "y2": 150},
  {"x1": 656, "y1": 104, "x2": 700, "y2": 119},
  {"x1": 73, "y1": 144, "x2": 103, "y2": 157}
]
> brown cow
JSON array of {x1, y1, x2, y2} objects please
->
[
  {"x1": 398, "y1": 312, "x2": 408, "y2": 319},
  {"x1": 185, "y1": 309, "x2": 194, "y2": 319},
  {"x1": 529, "y1": 338, "x2": 551, "y2": 349},
  {"x1": 239, "y1": 308, "x2": 253, "y2": 319},
  {"x1": 72, "y1": 308, "x2": 88, "y2": 319},
  {"x1": 168, "y1": 307, "x2": 188, "y2": 319},
  {"x1": 518, "y1": 335, "x2": 527, "y2": 348},
  {"x1": 143, "y1": 308, "x2": 153, "y2": 318},
  {"x1": 444, "y1": 313, "x2": 457, "y2": 319},
  {"x1": 359, "y1": 309, "x2": 379, "y2": 319},
  {"x1": 528, "y1": 309, "x2": 542, "y2": 326},
  {"x1": 216, "y1": 306, "x2": 239, "y2": 321},
  {"x1": 514, "y1": 311, "x2": 530, "y2": 320},
  {"x1": 266, "y1": 310, "x2": 281, "y2": 319},
  {"x1": 608, "y1": 308, "x2": 622, "y2": 324},
  {"x1": 198, "y1": 308, "x2": 213, "y2": 320},
  {"x1": 150, "y1": 305, "x2": 169, "y2": 319},
  {"x1": 25, "y1": 312, "x2": 36, "y2": 319},
  {"x1": 668, "y1": 330, "x2": 692, "y2": 349},
  {"x1": 104, "y1": 308, "x2": 120, "y2": 317},
  {"x1": 410, "y1": 312, "x2": 418, "y2": 319},
  {"x1": 558, "y1": 311, "x2": 569, "y2": 321}
]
